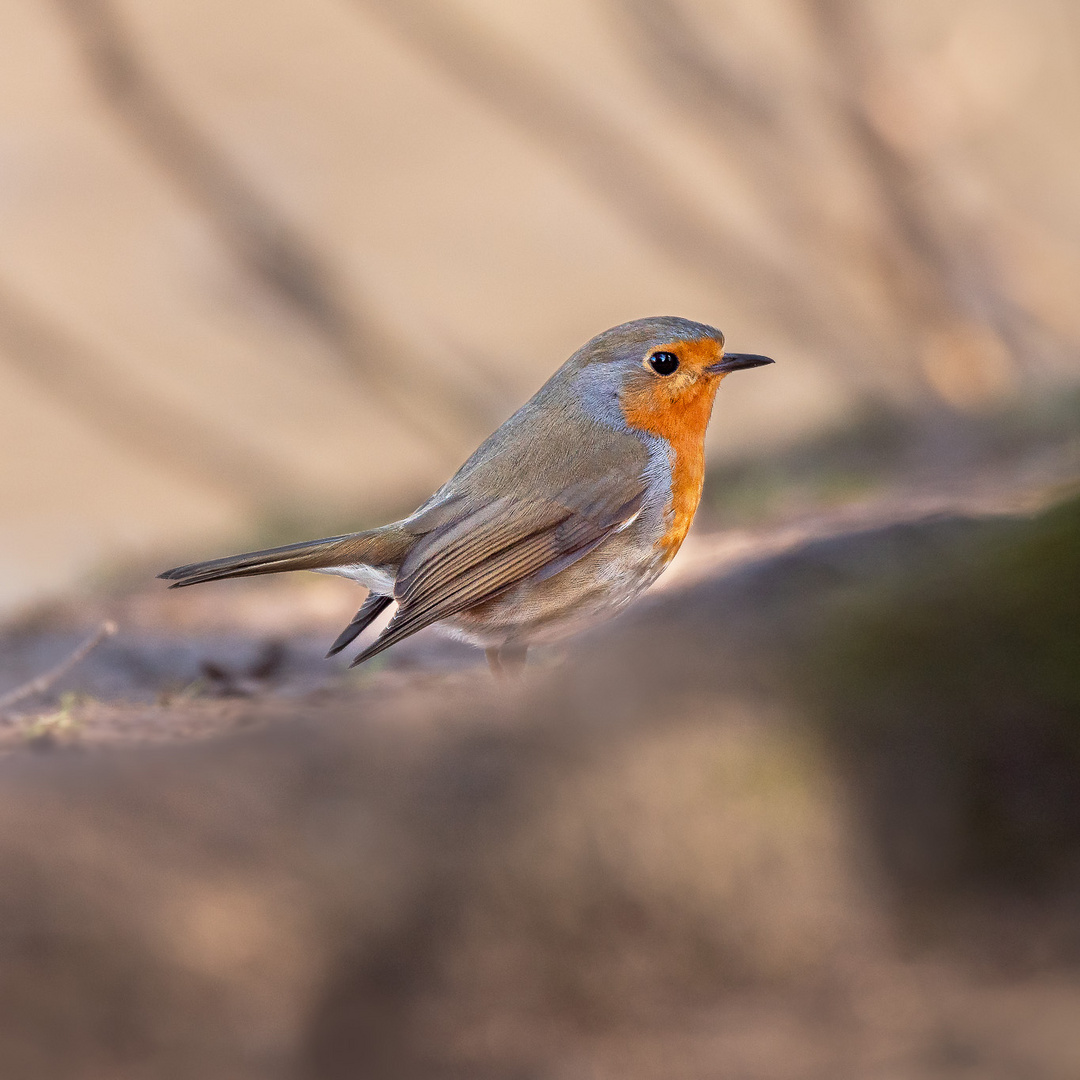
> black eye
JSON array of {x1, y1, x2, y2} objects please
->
[{"x1": 648, "y1": 351, "x2": 680, "y2": 375}]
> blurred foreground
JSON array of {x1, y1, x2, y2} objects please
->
[{"x1": 0, "y1": 485, "x2": 1078, "y2": 1078}]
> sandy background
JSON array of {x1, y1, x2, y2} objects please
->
[{"x1": 1, "y1": 0, "x2": 1078, "y2": 610}]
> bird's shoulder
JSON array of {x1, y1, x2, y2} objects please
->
[{"x1": 432, "y1": 381, "x2": 651, "y2": 512}]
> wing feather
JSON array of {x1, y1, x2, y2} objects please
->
[
  {"x1": 397, "y1": 496, "x2": 567, "y2": 604},
  {"x1": 348, "y1": 481, "x2": 644, "y2": 666},
  {"x1": 325, "y1": 592, "x2": 393, "y2": 657}
]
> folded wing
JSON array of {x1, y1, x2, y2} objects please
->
[{"x1": 348, "y1": 477, "x2": 645, "y2": 666}]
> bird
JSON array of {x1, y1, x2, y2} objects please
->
[{"x1": 160, "y1": 316, "x2": 773, "y2": 672}]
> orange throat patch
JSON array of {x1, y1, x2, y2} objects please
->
[{"x1": 618, "y1": 338, "x2": 723, "y2": 562}]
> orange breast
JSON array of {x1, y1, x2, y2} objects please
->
[{"x1": 619, "y1": 339, "x2": 721, "y2": 561}]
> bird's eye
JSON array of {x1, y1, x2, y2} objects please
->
[{"x1": 648, "y1": 351, "x2": 680, "y2": 375}]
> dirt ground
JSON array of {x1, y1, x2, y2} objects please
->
[{"x1": 1, "y1": 486, "x2": 1078, "y2": 1079}]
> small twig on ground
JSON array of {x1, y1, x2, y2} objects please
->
[{"x1": 0, "y1": 621, "x2": 117, "y2": 713}]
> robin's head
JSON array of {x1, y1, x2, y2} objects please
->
[{"x1": 569, "y1": 316, "x2": 773, "y2": 440}]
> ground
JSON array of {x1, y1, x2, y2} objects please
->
[{"x1": 0, "y1": 481, "x2": 1079, "y2": 1078}]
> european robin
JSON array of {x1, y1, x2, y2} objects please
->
[{"x1": 161, "y1": 317, "x2": 774, "y2": 671}]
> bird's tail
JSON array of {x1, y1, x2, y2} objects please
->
[{"x1": 159, "y1": 525, "x2": 412, "y2": 588}]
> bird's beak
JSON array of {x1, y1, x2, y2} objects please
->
[{"x1": 707, "y1": 352, "x2": 775, "y2": 375}]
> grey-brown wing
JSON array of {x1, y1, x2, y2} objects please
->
[
  {"x1": 325, "y1": 592, "x2": 393, "y2": 657},
  {"x1": 347, "y1": 480, "x2": 645, "y2": 666}
]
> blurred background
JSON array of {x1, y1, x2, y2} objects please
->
[
  {"x1": 1, "y1": 0, "x2": 1078, "y2": 611},
  {"x1": 1, "y1": 2, "x2": 1080, "y2": 1078}
]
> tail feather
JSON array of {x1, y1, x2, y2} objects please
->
[{"x1": 159, "y1": 526, "x2": 411, "y2": 588}]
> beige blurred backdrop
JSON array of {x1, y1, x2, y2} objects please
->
[{"x1": 1, "y1": 0, "x2": 1078, "y2": 612}]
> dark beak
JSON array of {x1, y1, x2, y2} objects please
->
[{"x1": 707, "y1": 352, "x2": 775, "y2": 374}]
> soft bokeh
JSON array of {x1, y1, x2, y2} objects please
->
[
  {"x1": 1, "y1": 0, "x2": 1078, "y2": 609},
  {"x1": 1, "y1": 5, "x2": 1080, "y2": 1076}
]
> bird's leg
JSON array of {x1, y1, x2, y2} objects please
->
[{"x1": 486, "y1": 644, "x2": 528, "y2": 678}]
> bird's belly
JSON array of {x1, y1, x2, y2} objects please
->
[{"x1": 439, "y1": 526, "x2": 668, "y2": 648}]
